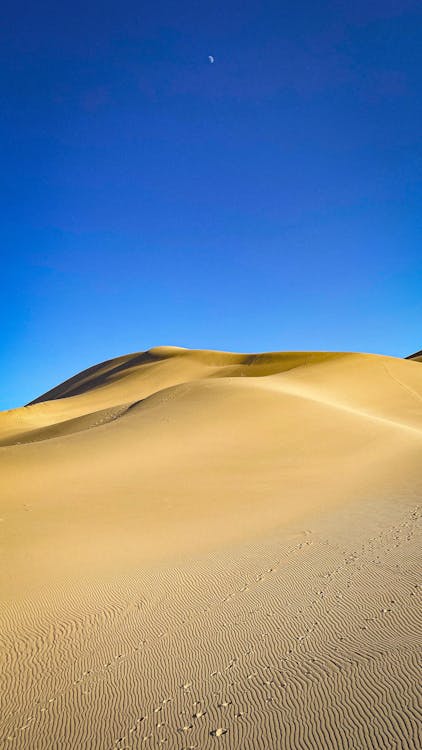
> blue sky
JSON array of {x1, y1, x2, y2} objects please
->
[{"x1": 1, "y1": 0, "x2": 421, "y2": 408}]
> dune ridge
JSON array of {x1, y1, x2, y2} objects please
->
[
  {"x1": 0, "y1": 346, "x2": 421, "y2": 749},
  {"x1": 2, "y1": 347, "x2": 422, "y2": 443}
]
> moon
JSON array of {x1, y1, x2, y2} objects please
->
[{"x1": 208, "y1": 55, "x2": 214, "y2": 63}]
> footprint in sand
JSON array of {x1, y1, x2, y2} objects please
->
[{"x1": 179, "y1": 724, "x2": 193, "y2": 733}]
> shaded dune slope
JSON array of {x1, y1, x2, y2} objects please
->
[{"x1": 407, "y1": 348, "x2": 422, "y2": 363}]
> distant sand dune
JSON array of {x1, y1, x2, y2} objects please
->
[
  {"x1": 0, "y1": 347, "x2": 421, "y2": 748},
  {"x1": 407, "y1": 348, "x2": 422, "y2": 363}
]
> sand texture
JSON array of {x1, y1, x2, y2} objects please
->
[{"x1": 0, "y1": 347, "x2": 421, "y2": 749}]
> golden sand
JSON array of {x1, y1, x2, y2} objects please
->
[{"x1": 0, "y1": 347, "x2": 421, "y2": 748}]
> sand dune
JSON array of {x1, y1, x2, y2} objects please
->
[
  {"x1": 407, "y1": 348, "x2": 422, "y2": 363},
  {"x1": 0, "y1": 347, "x2": 421, "y2": 749}
]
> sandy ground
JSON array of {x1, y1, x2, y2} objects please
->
[{"x1": 0, "y1": 347, "x2": 421, "y2": 749}]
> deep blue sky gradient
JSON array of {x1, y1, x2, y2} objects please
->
[{"x1": 1, "y1": 1, "x2": 421, "y2": 408}]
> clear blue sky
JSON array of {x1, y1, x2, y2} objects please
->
[{"x1": 1, "y1": 0, "x2": 421, "y2": 409}]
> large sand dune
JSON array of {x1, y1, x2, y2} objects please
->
[{"x1": 0, "y1": 347, "x2": 421, "y2": 749}]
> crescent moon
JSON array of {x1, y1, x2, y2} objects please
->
[{"x1": 208, "y1": 55, "x2": 214, "y2": 63}]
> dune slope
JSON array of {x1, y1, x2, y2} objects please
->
[
  {"x1": 0, "y1": 347, "x2": 421, "y2": 749},
  {"x1": 407, "y1": 348, "x2": 422, "y2": 363}
]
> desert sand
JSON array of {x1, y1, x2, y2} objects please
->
[{"x1": 0, "y1": 346, "x2": 421, "y2": 749}]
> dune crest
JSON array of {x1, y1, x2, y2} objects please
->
[{"x1": 0, "y1": 347, "x2": 421, "y2": 749}]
